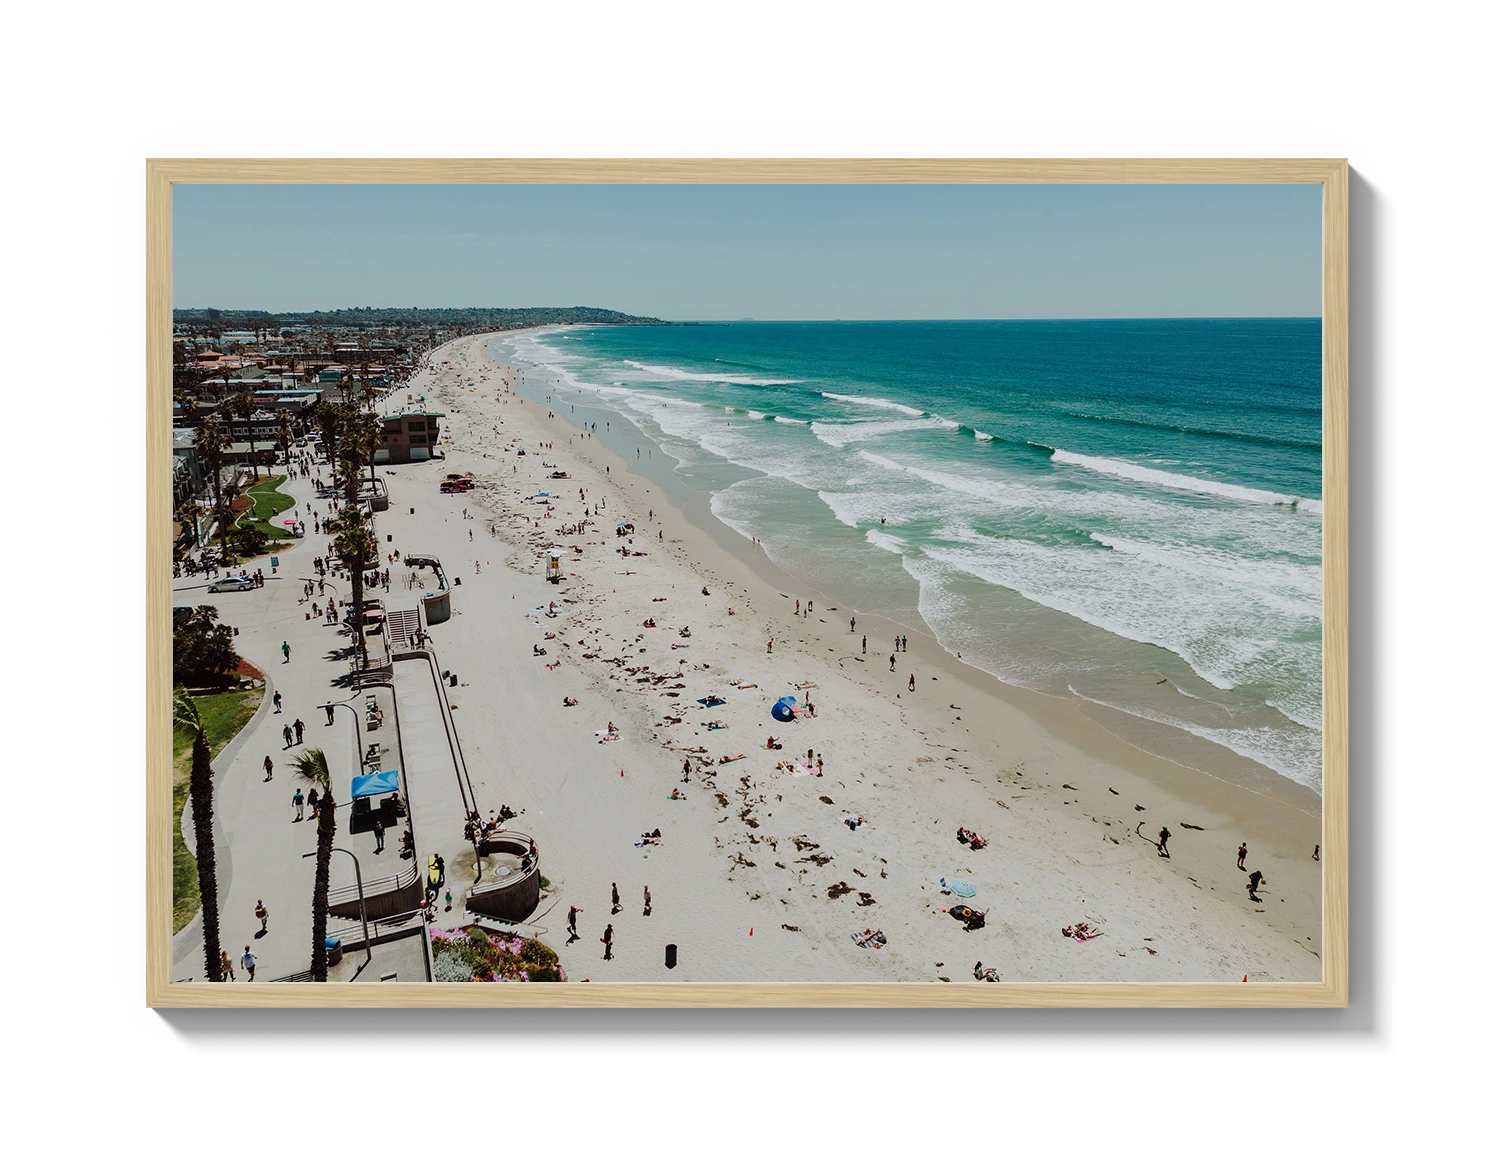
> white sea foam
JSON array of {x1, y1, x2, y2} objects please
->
[
  {"x1": 773, "y1": 415, "x2": 808, "y2": 425},
  {"x1": 811, "y1": 417, "x2": 954, "y2": 448},
  {"x1": 1052, "y1": 448, "x2": 1324, "y2": 512},
  {"x1": 1066, "y1": 687, "x2": 1323, "y2": 790},
  {"x1": 866, "y1": 529, "x2": 907, "y2": 554},
  {"x1": 623, "y1": 359, "x2": 799, "y2": 386},
  {"x1": 821, "y1": 392, "x2": 926, "y2": 416},
  {"x1": 972, "y1": 430, "x2": 994, "y2": 442}
]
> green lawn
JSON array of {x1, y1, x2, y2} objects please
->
[
  {"x1": 237, "y1": 476, "x2": 300, "y2": 542},
  {"x1": 173, "y1": 685, "x2": 263, "y2": 933}
]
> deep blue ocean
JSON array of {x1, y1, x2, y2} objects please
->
[{"x1": 495, "y1": 320, "x2": 1323, "y2": 788}]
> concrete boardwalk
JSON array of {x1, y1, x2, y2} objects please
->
[
  {"x1": 170, "y1": 466, "x2": 411, "y2": 983},
  {"x1": 390, "y1": 656, "x2": 474, "y2": 911}
]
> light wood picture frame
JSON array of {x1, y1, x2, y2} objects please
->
[{"x1": 108, "y1": 111, "x2": 1380, "y2": 1044}]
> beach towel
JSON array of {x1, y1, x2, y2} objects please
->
[{"x1": 696, "y1": 697, "x2": 725, "y2": 707}]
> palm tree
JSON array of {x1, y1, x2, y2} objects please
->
[
  {"x1": 194, "y1": 416, "x2": 229, "y2": 553},
  {"x1": 274, "y1": 408, "x2": 293, "y2": 465},
  {"x1": 176, "y1": 499, "x2": 204, "y2": 554},
  {"x1": 173, "y1": 689, "x2": 223, "y2": 982},
  {"x1": 230, "y1": 390, "x2": 259, "y2": 479},
  {"x1": 290, "y1": 748, "x2": 335, "y2": 982},
  {"x1": 333, "y1": 506, "x2": 378, "y2": 668}
]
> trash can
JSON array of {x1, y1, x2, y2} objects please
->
[
  {"x1": 664, "y1": 943, "x2": 677, "y2": 969},
  {"x1": 325, "y1": 937, "x2": 343, "y2": 967}
]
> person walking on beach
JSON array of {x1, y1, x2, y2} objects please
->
[
  {"x1": 263, "y1": 755, "x2": 274, "y2": 782},
  {"x1": 1237, "y1": 843, "x2": 1248, "y2": 870},
  {"x1": 282, "y1": 640, "x2": 291, "y2": 663},
  {"x1": 767, "y1": 638, "x2": 774, "y2": 655},
  {"x1": 567, "y1": 905, "x2": 580, "y2": 944},
  {"x1": 273, "y1": 690, "x2": 282, "y2": 713},
  {"x1": 1247, "y1": 870, "x2": 1266, "y2": 901},
  {"x1": 601, "y1": 923, "x2": 614, "y2": 961},
  {"x1": 611, "y1": 883, "x2": 622, "y2": 914},
  {"x1": 643, "y1": 886, "x2": 652, "y2": 916},
  {"x1": 254, "y1": 899, "x2": 269, "y2": 936},
  {"x1": 240, "y1": 946, "x2": 257, "y2": 981},
  {"x1": 293, "y1": 718, "x2": 304, "y2": 745},
  {"x1": 683, "y1": 756, "x2": 692, "y2": 781},
  {"x1": 850, "y1": 617, "x2": 856, "y2": 633},
  {"x1": 292, "y1": 787, "x2": 305, "y2": 822},
  {"x1": 373, "y1": 819, "x2": 386, "y2": 854},
  {"x1": 1312, "y1": 844, "x2": 1320, "y2": 861},
  {"x1": 908, "y1": 673, "x2": 916, "y2": 692},
  {"x1": 862, "y1": 635, "x2": 866, "y2": 655},
  {"x1": 1157, "y1": 827, "x2": 1172, "y2": 859},
  {"x1": 890, "y1": 654, "x2": 896, "y2": 672},
  {"x1": 902, "y1": 635, "x2": 908, "y2": 652}
]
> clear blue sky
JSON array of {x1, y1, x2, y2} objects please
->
[{"x1": 173, "y1": 184, "x2": 1322, "y2": 320}]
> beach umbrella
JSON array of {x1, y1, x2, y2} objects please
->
[
  {"x1": 941, "y1": 877, "x2": 977, "y2": 898},
  {"x1": 771, "y1": 696, "x2": 798, "y2": 722}
]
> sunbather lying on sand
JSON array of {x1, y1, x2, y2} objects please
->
[
  {"x1": 956, "y1": 827, "x2": 989, "y2": 849},
  {"x1": 973, "y1": 963, "x2": 999, "y2": 982},
  {"x1": 563, "y1": 696, "x2": 579, "y2": 707},
  {"x1": 843, "y1": 814, "x2": 866, "y2": 830},
  {"x1": 852, "y1": 928, "x2": 887, "y2": 949},
  {"x1": 670, "y1": 789, "x2": 685, "y2": 800},
  {"x1": 718, "y1": 753, "x2": 747, "y2": 764},
  {"x1": 701, "y1": 720, "x2": 727, "y2": 730},
  {"x1": 1062, "y1": 922, "x2": 1102, "y2": 941}
]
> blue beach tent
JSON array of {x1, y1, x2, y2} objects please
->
[
  {"x1": 350, "y1": 770, "x2": 400, "y2": 798},
  {"x1": 771, "y1": 696, "x2": 799, "y2": 722}
]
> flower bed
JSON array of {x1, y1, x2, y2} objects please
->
[{"x1": 429, "y1": 925, "x2": 566, "y2": 982}]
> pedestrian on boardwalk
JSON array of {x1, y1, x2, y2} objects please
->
[
  {"x1": 293, "y1": 718, "x2": 304, "y2": 745},
  {"x1": 283, "y1": 724, "x2": 293, "y2": 748},
  {"x1": 611, "y1": 882, "x2": 622, "y2": 914},
  {"x1": 220, "y1": 949, "x2": 235, "y2": 981},
  {"x1": 240, "y1": 946, "x2": 257, "y2": 981},
  {"x1": 282, "y1": 640, "x2": 291, "y2": 662},
  {"x1": 263, "y1": 755, "x2": 274, "y2": 782},
  {"x1": 1237, "y1": 843, "x2": 1248, "y2": 870},
  {"x1": 373, "y1": 819, "x2": 386, "y2": 854},
  {"x1": 643, "y1": 886, "x2": 652, "y2": 916},
  {"x1": 601, "y1": 923, "x2": 614, "y2": 960},
  {"x1": 273, "y1": 690, "x2": 282, "y2": 713},
  {"x1": 292, "y1": 788, "x2": 305, "y2": 821},
  {"x1": 567, "y1": 905, "x2": 580, "y2": 944},
  {"x1": 254, "y1": 899, "x2": 269, "y2": 935}
]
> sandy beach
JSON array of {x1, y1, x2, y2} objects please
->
[{"x1": 384, "y1": 330, "x2": 1323, "y2": 983}]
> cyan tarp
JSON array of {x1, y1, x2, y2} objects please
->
[{"x1": 351, "y1": 770, "x2": 399, "y2": 798}]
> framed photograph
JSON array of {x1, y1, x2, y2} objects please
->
[{"x1": 148, "y1": 159, "x2": 1347, "y2": 1006}]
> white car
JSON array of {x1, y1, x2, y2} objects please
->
[{"x1": 207, "y1": 575, "x2": 256, "y2": 593}]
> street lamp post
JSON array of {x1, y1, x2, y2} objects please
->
[
  {"x1": 321, "y1": 699, "x2": 364, "y2": 766},
  {"x1": 304, "y1": 847, "x2": 372, "y2": 981}
]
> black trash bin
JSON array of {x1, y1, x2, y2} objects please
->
[{"x1": 664, "y1": 943, "x2": 677, "y2": 969}]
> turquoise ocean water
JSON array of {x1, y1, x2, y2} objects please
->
[{"x1": 493, "y1": 320, "x2": 1323, "y2": 790}]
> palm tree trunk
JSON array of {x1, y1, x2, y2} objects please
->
[
  {"x1": 311, "y1": 793, "x2": 336, "y2": 981},
  {"x1": 189, "y1": 730, "x2": 223, "y2": 981}
]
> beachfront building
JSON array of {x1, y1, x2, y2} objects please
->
[{"x1": 376, "y1": 411, "x2": 445, "y2": 463}]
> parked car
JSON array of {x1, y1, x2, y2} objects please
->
[{"x1": 207, "y1": 575, "x2": 256, "y2": 593}]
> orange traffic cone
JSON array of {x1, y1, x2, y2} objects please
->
[
  {"x1": 1242, "y1": 975, "x2": 1248, "y2": 982},
  {"x1": 748, "y1": 928, "x2": 753, "y2": 936}
]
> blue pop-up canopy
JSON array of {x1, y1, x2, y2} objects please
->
[
  {"x1": 350, "y1": 770, "x2": 399, "y2": 798},
  {"x1": 771, "y1": 696, "x2": 799, "y2": 722}
]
